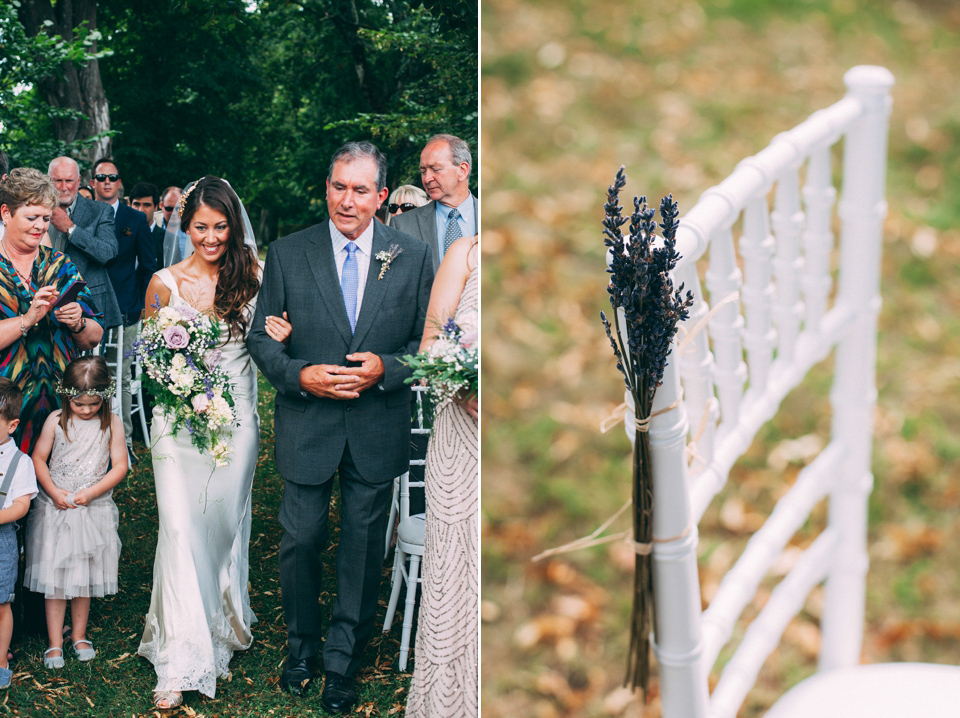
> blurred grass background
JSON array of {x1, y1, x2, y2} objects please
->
[{"x1": 480, "y1": 1, "x2": 960, "y2": 716}]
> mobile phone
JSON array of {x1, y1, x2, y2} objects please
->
[{"x1": 52, "y1": 281, "x2": 87, "y2": 310}]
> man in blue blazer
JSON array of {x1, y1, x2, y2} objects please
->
[
  {"x1": 247, "y1": 142, "x2": 434, "y2": 712},
  {"x1": 93, "y1": 159, "x2": 158, "y2": 453}
]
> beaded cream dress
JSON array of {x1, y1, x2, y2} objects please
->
[
  {"x1": 406, "y1": 266, "x2": 478, "y2": 718},
  {"x1": 25, "y1": 416, "x2": 120, "y2": 599}
]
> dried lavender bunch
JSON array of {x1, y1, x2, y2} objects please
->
[
  {"x1": 601, "y1": 169, "x2": 693, "y2": 406},
  {"x1": 599, "y1": 167, "x2": 694, "y2": 696}
]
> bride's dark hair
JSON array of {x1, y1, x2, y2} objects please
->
[{"x1": 180, "y1": 177, "x2": 260, "y2": 340}]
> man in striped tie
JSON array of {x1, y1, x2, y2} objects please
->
[{"x1": 391, "y1": 133, "x2": 477, "y2": 270}]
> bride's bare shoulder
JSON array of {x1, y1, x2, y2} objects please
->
[{"x1": 144, "y1": 272, "x2": 173, "y2": 316}]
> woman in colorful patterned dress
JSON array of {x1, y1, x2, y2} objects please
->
[{"x1": 0, "y1": 168, "x2": 103, "y2": 452}]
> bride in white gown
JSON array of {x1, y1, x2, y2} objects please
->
[{"x1": 137, "y1": 177, "x2": 271, "y2": 710}]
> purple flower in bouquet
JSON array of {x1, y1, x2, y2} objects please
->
[
  {"x1": 162, "y1": 325, "x2": 190, "y2": 349},
  {"x1": 177, "y1": 303, "x2": 199, "y2": 320},
  {"x1": 203, "y1": 348, "x2": 222, "y2": 369},
  {"x1": 441, "y1": 317, "x2": 460, "y2": 336}
]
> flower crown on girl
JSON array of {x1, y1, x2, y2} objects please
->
[{"x1": 56, "y1": 381, "x2": 116, "y2": 401}]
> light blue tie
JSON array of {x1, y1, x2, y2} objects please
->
[
  {"x1": 341, "y1": 242, "x2": 359, "y2": 333},
  {"x1": 443, "y1": 208, "x2": 462, "y2": 257}
]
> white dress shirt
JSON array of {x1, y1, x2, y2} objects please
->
[{"x1": 330, "y1": 219, "x2": 374, "y2": 314}]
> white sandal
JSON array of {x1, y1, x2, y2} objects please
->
[
  {"x1": 72, "y1": 639, "x2": 96, "y2": 662},
  {"x1": 43, "y1": 647, "x2": 64, "y2": 669},
  {"x1": 153, "y1": 691, "x2": 183, "y2": 711}
]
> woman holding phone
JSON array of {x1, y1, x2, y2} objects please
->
[{"x1": 0, "y1": 168, "x2": 103, "y2": 452}]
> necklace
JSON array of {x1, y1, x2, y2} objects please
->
[{"x1": 0, "y1": 238, "x2": 37, "y2": 289}]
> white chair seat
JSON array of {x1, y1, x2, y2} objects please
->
[
  {"x1": 397, "y1": 512, "x2": 424, "y2": 548},
  {"x1": 766, "y1": 663, "x2": 960, "y2": 717}
]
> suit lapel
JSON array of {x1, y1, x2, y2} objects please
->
[
  {"x1": 304, "y1": 223, "x2": 354, "y2": 346},
  {"x1": 349, "y1": 225, "x2": 391, "y2": 351},
  {"x1": 73, "y1": 196, "x2": 89, "y2": 226},
  {"x1": 421, "y1": 201, "x2": 438, "y2": 243},
  {"x1": 421, "y1": 201, "x2": 440, "y2": 268}
]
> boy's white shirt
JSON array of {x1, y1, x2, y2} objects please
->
[{"x1": 0, "y1": 438, "x2": 38, "y2": 510}]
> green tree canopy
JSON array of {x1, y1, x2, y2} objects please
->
[
  {"x1": 95, "y1": 0, "x2": 477, "y2": 241},
  {"x1": 0, "y1": 1, "x2": 110, "y2": 171}
]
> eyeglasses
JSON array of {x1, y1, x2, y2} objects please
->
[
  {"x1": 163, "y1": 206, "x2": 175, "y2": 212},
  {"x1": 388, "y1": 203, "x2": 417, "y2": 214},
  {"x1": 93, "y1": 174, "x2": 120, "y2": 182}
]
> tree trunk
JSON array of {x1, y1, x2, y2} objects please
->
[
  {"x1": 17, "y1": 0, "x2": 111, "y2": 168},
  {"x1": 257, "y1": 206, "x2": 278, "y2": 247}
]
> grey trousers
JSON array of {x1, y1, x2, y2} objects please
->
[{"x1": 278, "y1": 442, "x2": 394, "y2": 678}]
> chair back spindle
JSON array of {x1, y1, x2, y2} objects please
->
[{"x1": 619, "y1": 65, "x2": 894, "y2": 718}]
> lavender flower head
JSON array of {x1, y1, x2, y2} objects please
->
[
  {"x1": 442, "y1": 318, "x2": 461, "y2": 337},
  {"x1": 600, "y1": 167, "x2": 694, "y2": 402}
]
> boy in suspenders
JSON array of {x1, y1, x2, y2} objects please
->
[{"x1": 0, "y1": 379, "x2": 38, "y2": 688}]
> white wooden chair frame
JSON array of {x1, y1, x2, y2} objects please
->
[
  {"x1": 95, "y1": 325, "x2": 150, "y2": 444},
  {"x1": 621, "y1": 65, "x2": 958, "y2": 717},
  {"x1": 385, "y1": 385, "x2": 429, "y2": 559},
  {"x1": 382, "y1": 384, "x2": 429, "y2": 670}
]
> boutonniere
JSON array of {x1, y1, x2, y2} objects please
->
[
  {"x1": 376, "y1": 244, "x2": 403, "y2": 279},
  {"x1": 121, "y1": 227, "x2": 132, "y2": 236}
]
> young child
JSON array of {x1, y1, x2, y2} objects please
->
[
  {"x1": 0, "y1": 379, "x2": 38, "y2": 688},
  {"x1": 24, "y1": 356, "x2": 127, "y2": 669}
]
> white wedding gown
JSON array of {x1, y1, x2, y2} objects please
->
[{"x1": 137, "y1": 269, "x2": 260, "y2": 698}]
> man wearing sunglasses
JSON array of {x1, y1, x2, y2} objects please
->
[
  {"x1": 47, "y1": 156, "x2": 121, "y2": 330},
  {"x1": 391, "y1": 134, "x2": 477, "y2": 270},
  {"x1": 93, "y1": 158, "x2": 159, "y2": 461},
  {"x1": 159, "y1": 186, "x2": 181, "y2": 231},
  {"x1": 157, "y1": 186, "x2": 188, "y2": 267}
]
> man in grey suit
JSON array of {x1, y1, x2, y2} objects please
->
[
  {"x1": 47, "y1": 156, "x2": 121, "y2": 327},
  {"x1": 390, "y1": 133, "x2": 478, "y2": 269},
  {"x1": 247, "y1": 142, "x2": 434, "y2": 713}
]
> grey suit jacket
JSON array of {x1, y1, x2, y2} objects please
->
[
  {"x1": 68, "y1": 196, "x2": 121, "y2": 327},
  {"x1": 247, "y1": 220, "x2": 435, "y2": 485},
  {"x1": 390, "y1": 194, "x2": 478, "y2": 270}
]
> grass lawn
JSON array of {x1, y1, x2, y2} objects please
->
[{"x1": 4, "y1": 373, "x2": 413, "y2": 717}]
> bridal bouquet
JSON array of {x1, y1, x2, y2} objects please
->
[
  {"x1": 133, "y1": 303, "x2": 235, "y2": 466},
  {"x1": 401, "y1": 316, "x2": 478, "y2": 407}
]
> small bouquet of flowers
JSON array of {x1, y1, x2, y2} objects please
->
[
  {"x1": 133, "y1": 303, "x2": 235, "y2": 466},
  {"x1": 401, "y1": 316, "x2": 478, "y2": 408}
]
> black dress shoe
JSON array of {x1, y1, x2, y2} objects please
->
[
  {"x1": 279, "y1": 656, "x2": 313, "y2": 695},
  {"x1": 320, "y1": 672, "x2": 357, "y2": 714}
]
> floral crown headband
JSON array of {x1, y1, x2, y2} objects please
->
[
  {"x1": 177, "y1": 178, "x2": 204, "y2": 218},
  {"x1": 56, "y1": 381, "x2": 116, "y2": 401}
]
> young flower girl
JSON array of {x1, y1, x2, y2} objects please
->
[{"x1": 24, "y1": 356, "x2": 127, "y2": 668}]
